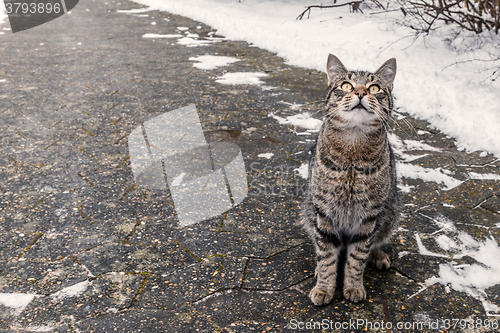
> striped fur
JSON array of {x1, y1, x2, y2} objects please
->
[{"x1": 303, "y1": 55, "x2": 399, "y2": 305}]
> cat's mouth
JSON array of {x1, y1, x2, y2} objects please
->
[{"x1": 350, "y1": 103, "x2": 373, "y2": 113}]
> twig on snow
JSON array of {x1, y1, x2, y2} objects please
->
[{"x1": 297, "y1": 1, "x2": 365, "y2": 20}]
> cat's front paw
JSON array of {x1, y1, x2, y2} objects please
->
[
  {"x1": 343, "y1": 286, "x2": 366, "y2": 303},
  {"x1": 309, "y1": 287, "x2": 334, "y2": 306}
]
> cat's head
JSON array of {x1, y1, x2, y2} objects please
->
[{"x1": 325, "y1": 54, "x2": 396, "y2": 131}]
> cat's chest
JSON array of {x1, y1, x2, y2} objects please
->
[
  {"x1": 309, "y1": 148, "x2": 390, "y2": 224},
  {"x1": 312, "y1": 165, "x2": 371, "y2": 200}
]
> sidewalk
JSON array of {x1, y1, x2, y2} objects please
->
[{"x1": 0, "y1": 0, "x2": 499, "y2": 332}]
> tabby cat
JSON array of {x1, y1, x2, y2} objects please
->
[{"x1": 302, "y1": 54, "x2": 399, "y2": 305}]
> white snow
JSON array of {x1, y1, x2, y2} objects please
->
[
  {"x1": 171, "y1": 172, "x2": 186, "y2": 186},
  {"x1": 388, "y1": 132, "x2": 437, "y2": 162},
  {"x1": 468, "y1": 172, "x2": 500, "y2": 181},
  {"x1": 430, "y1": 214, "x2": 457, "y2": 233},
  {"x1": 414, "y1": 212, "x2": 500, "y2": 314},
  {"x1": 278, "y1": 101, "x2": 304, "y2": 111},
  {"x1": 51, "y1": 280, "x2": 89, "y2": 299},
  {"x1": 130, "y1": 0, "x2": 500, "y2": 158},
  {"x1": 397, "y1": 183, "x2": 414, "y2": 193},
  {"x1": 388, "y1": 133, "x2": 441, "y2": 153},
  {"x1": 435, "y1": 234, "x2": 459, "y2": 251},
  {"x1": 398, "y1": 251, "x2": 410, "y2": 259},
  {"x1": 257, "y1": 153, "x2": 274, "y2": 159},
  {"x1": 12, "y1": 322, "x2": 57, "y2": 332},
  {"x1": 426, "y1": 235, "x2": 500, "y2": 314},
  {"x1": 116, "y1": 8, "x2": 151, "y2": 14},
  {"x1": 414, "y1": 233, "x2": 449, "y2": 258},
  {"x1": 269, "y1": 112, "x2": 322, "y2": 131},
  {"x1": 189, "y1": 54, "x2": 240, "y2": 70},
  {"x1": 0, "y1": 293, "x2": 36, "y2": 315},
  {"x1": 215, "y1": 72, "x2": 267, "y2": 85},
  {"x1": 176, "y1": 37, "x2": 214, "y2": 47},
  {"x1": 142, "y1": 33, "x2": 183, "y2": 38},
  {"x1": 396, "y1": 162, "x2": 463, "y2": 191},
  {"x1": 294, "y1": 163, "x2": 308, "y2": 179}
]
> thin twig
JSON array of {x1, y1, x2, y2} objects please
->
[{"x1": 297, "y1": 1, "x2": 365, "y2": 20}]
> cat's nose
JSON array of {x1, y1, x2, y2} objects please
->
[{"x1": 355, "y1": 89, "x2": 366, "y2": 99}]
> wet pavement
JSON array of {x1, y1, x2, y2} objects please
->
[{"x1": 0, "y1": 0, "x2": 499, "y2": 332}]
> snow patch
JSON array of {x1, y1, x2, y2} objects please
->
[
  {"x1": 189, "y1": 54, "x2": 240, "y2": 70},
  {"x1": 51, "y1": 280, "x2": 89, "y2": 300},
  {"x1": 468, "y1": 172, "x2": 500, "y2": 181},
  {"x1": 398, "y1": 251, "x2": 410, "y2": 259},
  {"x1": 12, "y1": 322, "x2": 57, "y2": 332},
  {"x1": 389, "y1": 133, "x2": 441, "y2": 153},
  {"x1": 177, "y1": 37, "x2": 214, "y2": 47},
  {"x1": 278, "y1": 101, "x2": 304, "y2": 111},
  {"x1": 171, "y1": 172, "x2": 186, "y2": 186},
  {"x1": 396, "y1": 162, "x2": 462, "y2": 191},
  {"x1": 270, "y1": 112, "x2": 322, "y2": 131},
  {"x1": 216, "y1": 72, "x2": 268, "y2": 85},
  {"x1": 430, "y1": 214, "x2": 457, "y2": 233},
  {"x1": 0, "y1": 293, "x2": 36, "y2": 315},
  {"x1": 142, "y1": 33, "x2": 183, "y2": 38},
  {"x1": 415, "y1": 212, "x2": 500, "y2": 314},
  {"x1": 397, "y1": 183, "x2": 414, "y2": 193},
  {"x1": 389, "y1": 133, "x2": 435, "y2": 162},
  {"x1": 435, "y1": 234, "x2": 458, "y2": 251},
  {"x1": 294, "y1": 163, "x2": 308, "y2": 179},
  {"x1": 258, "y1": 153, "x2": 274, "y2": 159},
  {"x1": 116, "y1": 8, "x2": 150, "y2": 14},
  {"x1": 414, "y1": 233, "x2": 449, "y2": 258},
  {"x1": 426, "y1": 236, "x2": 500, "y2": 314}
]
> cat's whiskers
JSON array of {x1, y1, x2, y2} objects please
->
[
  {"x1": 369, "y1": 98, "x2": 416, "y2": 136},
  {"x1": 394, "y1": 116, "x2": 418, "y2": 139},
  {"x1": 369, "y1": 98, "x2": 417, "y2": 139},
  {"x1": 371, "y1": 110, "x2": 391, "y2": 136}
]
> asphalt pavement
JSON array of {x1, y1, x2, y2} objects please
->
[{"x1": 0, "y1": 0, "x2": 499, "y2": 332}]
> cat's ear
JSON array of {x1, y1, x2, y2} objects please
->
[
  {"x1": 327, "y1": 54, "x2": 348, "y2": 86},
  {"x1": 374, "y1": 58, "x2": 397, "y2": 88}
]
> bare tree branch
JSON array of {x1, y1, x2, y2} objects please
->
[{"x1": 296, "y1": 1, "x2": 365, "y2": 20}]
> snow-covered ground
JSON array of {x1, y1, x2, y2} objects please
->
[{"x1": 131, "y1": 0, "x2": 500, "y2": 158}]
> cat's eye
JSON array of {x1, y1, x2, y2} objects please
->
[
  {"x1": 340, "y1": 82, "x2": 353, "y2": 91},
  {"x1": 369, "y1": 85, "x2": 380, "y2": 93}
]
